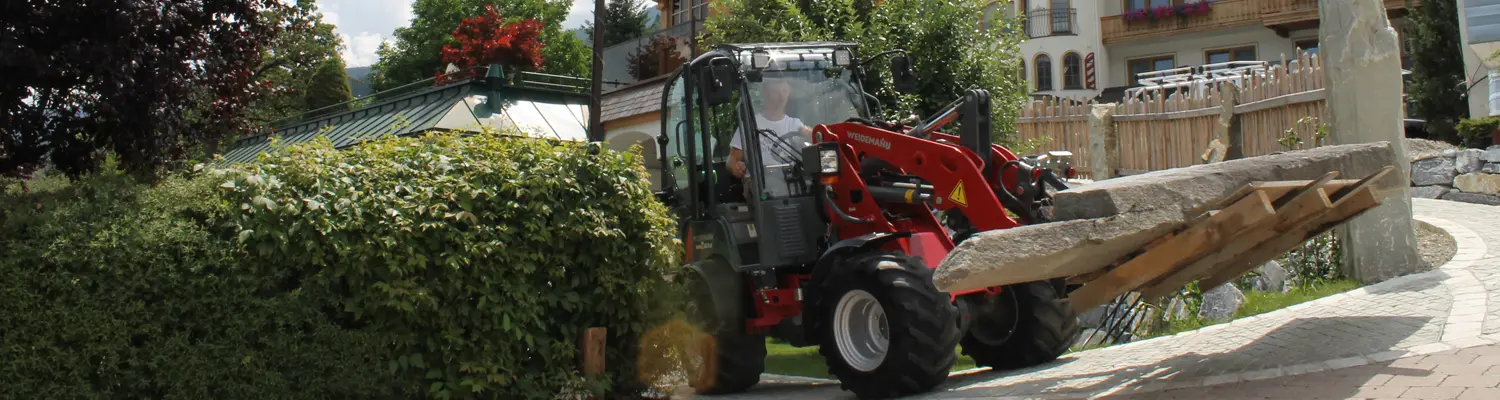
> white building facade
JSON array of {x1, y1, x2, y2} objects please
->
[{"x1": 1010, "y1": 0, "x2": 1414, "y2": 104}]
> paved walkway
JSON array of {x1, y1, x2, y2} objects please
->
[{"x1": 705, "y1": 198, "x2": 1500, "y2": 399}]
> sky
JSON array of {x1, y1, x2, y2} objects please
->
[{"x1": 316, "y1": 0, "x2": 597, "y2": 68}]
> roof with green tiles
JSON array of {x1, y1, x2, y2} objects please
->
[{"x1": 218, "y1": 70, "x2": 593, "y2": 165}]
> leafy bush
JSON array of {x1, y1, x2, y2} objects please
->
[
  {"x1": 0, "y1": 162, "x2": 404, "y2": 399},
  {"x1": 0, "y1": 128, "x2": 682, "y2": 399},
  {"x1": 1456, "y1": 116, "x2": 1500, "y2": 145}
]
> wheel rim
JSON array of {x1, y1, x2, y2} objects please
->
[{"x1": 833, "y1": 289, "x2": 889, "y2": 372}]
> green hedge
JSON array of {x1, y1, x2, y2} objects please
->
[{"x1": 0, "y1": 129, "x2": 682, "y2": 399}]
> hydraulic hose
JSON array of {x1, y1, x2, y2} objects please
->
[{"x1": 821, "y1": 187, "x2": 873, "y2": 224}]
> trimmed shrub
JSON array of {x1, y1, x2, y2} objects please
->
[
  {"x1": 0, "y1": 163, "x2": 405, "y2": 399},
  {"x1": 0, "y1": 128, "x2": 682, "y2": 399}
]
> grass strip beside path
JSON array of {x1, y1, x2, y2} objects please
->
[{"x1": 761, "y1": 280, "x2": 1359, "y2": 378}]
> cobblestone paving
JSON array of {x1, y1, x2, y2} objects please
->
[
  {"x1": 1110, "y1": 343, "x2": 1500, "y2": 400},
  {"x1": 697, "y1": 199, "x2": 1500, "y2": 400}
]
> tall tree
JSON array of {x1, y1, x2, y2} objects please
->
[
  {"x1": 440, "y1": 5, "x2": 547, "y2": 72},
  {"x1": 368, "y1": 0, "x2": 590, "y2": 92},
  {"x1": 246, "y1": 0, "x2": 345, "y2": 126},
  {"x1": 702, "y1": 0, "x2": 1028, "y2": 141},
  {"x1": 305, "y1": 57, "x2": 355, "y2": 116},
  {"x1": 1403, "y1": 0, "x2": 1468, "y2": 144},
  {"x1": 1, "y1": 0, "x2": 287, "y2": 180},
  {"x1": 583, "y1": 0, "x2": 651, "y2": 48}
]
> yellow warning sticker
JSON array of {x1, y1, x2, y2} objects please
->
[{"x1": 950, "y1": 180, "x2": 969, "y2": 207}]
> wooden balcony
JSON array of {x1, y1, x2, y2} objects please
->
[
  {"x1": 1103, "y1": 0, "x2": 1417, "y2": 45},
  {"x1": 1261, "y1": 0, "x2": 1415, "y2": 31},
  {"x1": 1102, "y1": 0, "x2": 1261, "y2": 45}
]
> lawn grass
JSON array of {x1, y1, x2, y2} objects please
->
[
  {"x1": 1147, "y1": 279, "x2": 1360, "y2": 338},
  {"x1": 761, "y1": 280, "x2": 1360, "y2": 378}
]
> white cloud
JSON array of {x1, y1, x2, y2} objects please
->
[
  {"x1": 317, "y1": 0, "x2": 413, "y2": 67},
  {"x1": 341, "y1": 33, "x2": 392, "y2": 67}
]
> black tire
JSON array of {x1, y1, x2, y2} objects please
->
[
  {"x1": 686, "y1": 330, "x2": 767, "y2": 394},
  {"x1": 683, "y1": 271, "x2": 766, "y2": 395},
  {"x1": 806, "y1": 252, "x2": 961, "y2": 399},
  {"x1": 959, "y1": 280, "x2": 1082, "y2": 370}
]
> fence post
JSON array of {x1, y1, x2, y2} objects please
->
[
  {"x1": 1218, "y1": 83, "x2": 1243, "y2": 161},
  {"x1": 1088, "y1": 104, "x2": 1117, "y2": 180}
]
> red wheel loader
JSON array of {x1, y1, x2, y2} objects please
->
[{"x1": 653, "y1": 42, "x2": 1083, "y2": 398}]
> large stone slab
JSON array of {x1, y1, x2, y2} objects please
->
[
  {"x1": 1411, "y1": 157, "x2": 1457, "y2": 186},
  {"x1": 1050, "y1": 142, "x2": 1402, "y2": 222},
  {"x1": 1457, "y1": 149, "x2": 1486, "y2": 174},
  {"x1": 933, "y1": 209, "x2": 1183, "y2": 293},
  {"x1": 933, "y1": 142, "x2": 1400, "y2": 293},
  {"x1": 1454, "y1": 173, "x2": 1500, "y2": 194},
  {"x1": 1484, "y1": 148, "x2": 1500, "y2": 163}
]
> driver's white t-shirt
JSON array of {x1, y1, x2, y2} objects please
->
[{"x1": 730, "y1": 113, "x2": 808, "y2": 166}]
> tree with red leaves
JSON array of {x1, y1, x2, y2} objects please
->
[{"x1": 438, "y1": 4, "x2": 547, "y2": 82}]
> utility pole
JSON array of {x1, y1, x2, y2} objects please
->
[{"x1": 590, "y1": 0, "x2": 605, "y2": 143}]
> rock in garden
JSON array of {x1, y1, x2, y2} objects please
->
[
  {"x1": 1412, "y1": 157, "x2": 1458, "y2": 186},
  {"x1": 1411, "y1": 185, "x2": 1451, "y2": 199},
  {"x1": 1457, "y1": 149, "x2": 1486, "y2": 174},
  {"x1": 1254, "y1": 261, "x2": 1289, "y2": 293},
  {"x1": 1198, "y1": 284, "x2": 1246, "y2": 322},
  {"x1": 1484, "y1": 163, "x2": 1500, "y2": 174},
  {"x1": 1484, "y1": 148, "x2": 1500, "y2": 163},
  {"x1": 1079, "y1": 305, "x2": 1107, "y2": 328},
  {"x1": 1441, "y1": 191, "x2": 1500, "y2": 206},
  {"x1": 1164, "y1": 296, "x2": 1190, "y2": 321},
  {"x1": 1455, "y1": 172, "x2": 1500, "y2": 194},
  {"x1": 1405, "y1": 138, "x2": 1458, "y2": 162}
]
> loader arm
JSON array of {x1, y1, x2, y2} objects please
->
[{"x1": 812, "y1": 122, "x2": 1023, "y2": 234}]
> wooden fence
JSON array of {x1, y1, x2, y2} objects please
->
[{"x1": 1017, "y1": 51, "x2": 1327, "y2": 178}]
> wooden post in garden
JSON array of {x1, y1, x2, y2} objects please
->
[{"x1": 580, "y1": 327, "x2": 607, "y2": 377}]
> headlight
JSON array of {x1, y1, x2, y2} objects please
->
[{"x1": 820, "y1": 149, "x2": 839, "y2": 174}]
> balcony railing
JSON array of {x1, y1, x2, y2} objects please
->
[
  {"x1": 1260, "y1": 0, "x2": 1416, "y2": 27},
  {"x1": 1024, "y1": 8, "x2": 1077, "y2": 38},
  {"x1": 1102, "y1": 0, "x2": 1260, "y2": 44},
  {"x1": 1103, "y1": 0, "x2": 1417, "y2": 45}
]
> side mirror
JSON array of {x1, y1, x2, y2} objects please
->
[
  {"x1": 891, "y1": 55, "x2": 918, "y2": 94},
  {"x1": 698, "y1": 63, "x2": 738, "y2": 106}
]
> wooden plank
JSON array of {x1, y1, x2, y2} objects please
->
[
  {"x1": 1067, "y1": 190, "x2": 1278, "y2": 312},
  {"x1": 580, "y1": 327, "x2": 607, "y2": 377},
  {"x1": 1137, "y1": 174, "x2": 1340, "y2": 300},
  {"x1": 1197, "y1": 186, "x2": 1383, "y2": 291}
]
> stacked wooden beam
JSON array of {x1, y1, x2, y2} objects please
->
[{"x1": 1064, "y1": 166, "x2": 1394, "y2": 312}]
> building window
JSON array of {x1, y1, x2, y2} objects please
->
[
  {"x1": 1126, "y1": 0, "x2": 1177, "y2": 12},
  {"x1": 1035, "y1": 54, "x2": 1053, "y2": 91},
  {"x1": 1127, "y1": 55, "x2": 1174, "y2": 87},
  {"x1": 1205, "y1": 46, "x2": 1256, "y2": 65},
  {"x1": 1063, "y1": 52, "x2": 1082, "y2": 90}
]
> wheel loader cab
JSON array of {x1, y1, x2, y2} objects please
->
[{"x1": 657, "y1": 43, "x2": 876, "y2": 271}]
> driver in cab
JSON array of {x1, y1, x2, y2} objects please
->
[{"x1": 727, "y1": 77, "x2": 813, "y2": 180}]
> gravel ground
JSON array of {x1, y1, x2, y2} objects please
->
[{"x1": 1416, "y1": 219, "x2": 1457, "y2": 270}]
